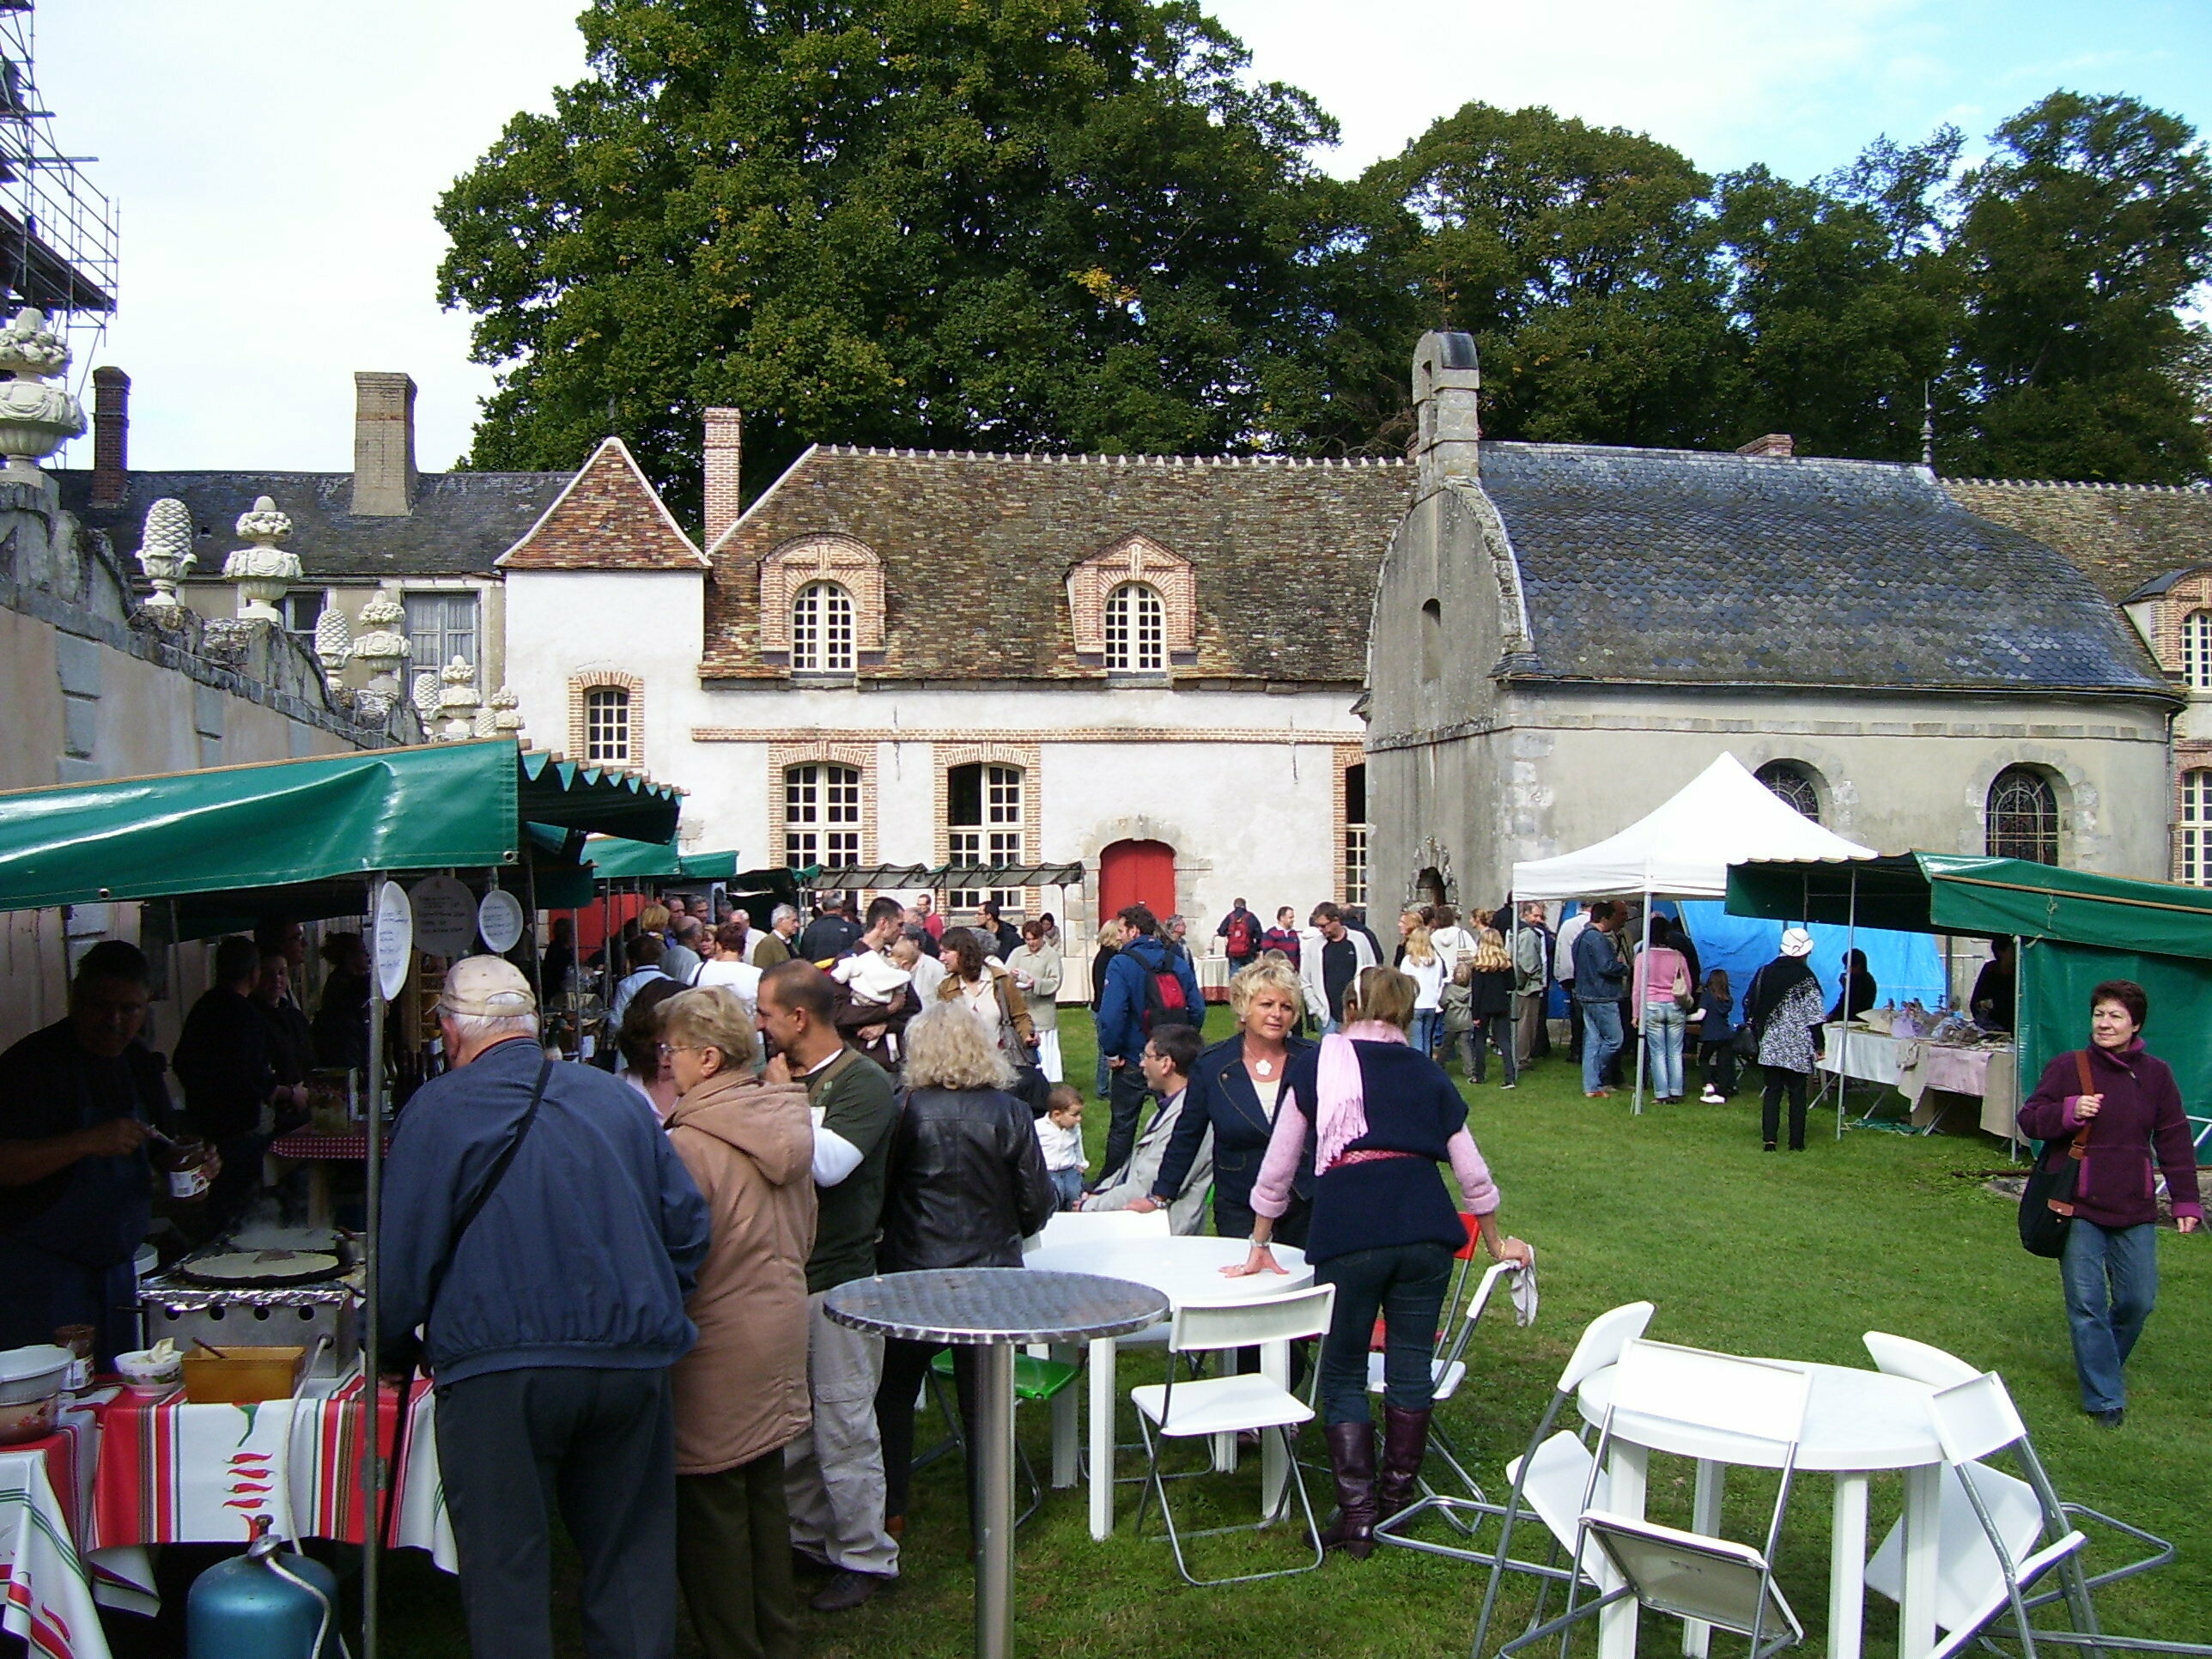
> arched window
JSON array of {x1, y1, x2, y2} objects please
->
[
  {"x1": 584, "y1": 686, "x2": 631, "y2": 764},
  {"x1": 1104, "y1": 581, "x2": 1165, "y2": 672},
  {"x1": 1420, "y1": 598, "x2": 1443, "y2": 683},
  {"x1": 791, "y1": 581, "x2": 855, "y2": 672},
  {"x1": 1755, "y1": 760, "x2": 1821, "y2": 823},
  {"x1": 1987, "y1": 766, "x2": 2060, "y2": 865},
  {"x1": 2184, "y1": 612, "x2": 2212, "y2": 690},
  {"x1": 785, "y1": 763, "x2": 862, "y2": 868},
  {"x1": 2182, "y1": 770, "x2": 2212, "y2": 886}
]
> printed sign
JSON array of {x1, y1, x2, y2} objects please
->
[{"x1": 409, "y1": 875, "x2": 477, "y2": 957}]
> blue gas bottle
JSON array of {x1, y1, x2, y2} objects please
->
[{"x1": 186, "y1": 1521, "x2": 342, "y2": 1659}]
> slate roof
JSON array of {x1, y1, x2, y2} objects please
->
[
  {"x1": 1477, "y1": 441, "x2": 2170, "y2": 697},
  {"x1": 702, "y1": 446, "x2": 1412, "y2": 683},
  {"x1": 56, "y1": 467, "x2": 573, "y2": 580},
  {"x1": 1941, "y1": 478, "x2": 2212, "y2": 605},
  {"x1": 497, "y1": 438, "x2": 706, "y2": 571}
]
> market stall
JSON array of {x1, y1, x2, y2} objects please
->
[{"x1": 0, "y1": 738, "x2": 683, "y2": 1659}]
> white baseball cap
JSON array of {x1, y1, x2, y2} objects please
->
[
  {"x1": 1779, "y1": 927, "x2": 1816, "y2": 958},
  {"x1": 437, "y1": 955, "x2": 537, "y2": 1018}
]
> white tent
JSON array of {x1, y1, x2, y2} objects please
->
[
  {"x1": 1511, "y1": 752, "x2": 1879, "y2": 1118},
  {"x1": 1511, "y1": 751, "x2": 1877, "y2": 899}
]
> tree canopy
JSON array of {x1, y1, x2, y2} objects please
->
[{"x1": 440, "y1": 3, "x2": 2212, "y2": 499}]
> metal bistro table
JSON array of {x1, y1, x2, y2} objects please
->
[{"x1": 825, "y1": 1267, "x2": 1166, "y2": 1659}]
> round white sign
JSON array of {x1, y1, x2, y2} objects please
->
[
  {"x1": 373, "y1": 880, "x2": 413, "y2": 1001},
  {"x1": 409, "y1": 875, "x2": 477, "y2": 957},
  {"x1": 477, "y1": 888, "x2": 526, "y2": 955}
]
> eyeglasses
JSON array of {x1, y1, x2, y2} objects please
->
[{"x1": 657, "y1": 1042, "x2": 705, "y2": 1059}]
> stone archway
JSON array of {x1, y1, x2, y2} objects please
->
[{"x1": 1406, "y1": 837, "x2": 1458, "y2": 910}]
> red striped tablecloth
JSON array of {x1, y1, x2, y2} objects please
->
[{"x1": 267, "y1": 1130, "x2": 386, "y2": 1160}]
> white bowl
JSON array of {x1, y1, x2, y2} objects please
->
[{"x1": 115, "y1": 1349, "x2": 184, "y2": 1397}]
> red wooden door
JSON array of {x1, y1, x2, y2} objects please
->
[{"x1": 1099, "y1": 839, "x2": 1176, "y2": 922}]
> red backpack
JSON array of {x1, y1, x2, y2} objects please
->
[
  {"x1": 1225, "y1": 912, "x2": 1255, "y2": 957},
  {"x1": 1141, "y1": 949, "x2": 1196, "y2": 1031}
]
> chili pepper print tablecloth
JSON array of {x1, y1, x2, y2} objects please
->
[{"x1": 0, "y1": 1413, "x2": 106, "y2": 1659}]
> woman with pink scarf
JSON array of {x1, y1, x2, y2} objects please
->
[{"x1": 1227, "y1": 965, "x2": 1531, "y2": 1559}]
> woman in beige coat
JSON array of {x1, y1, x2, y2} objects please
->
[{"x1": 659, "y1": 988, "x2": 817, "y2": 1659}]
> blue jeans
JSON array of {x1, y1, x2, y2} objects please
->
[
  {"x1": 1095, "y1": 1048, "x2": 1112, "y2": 1099},
  {"x1": 1642, "y1": 1001, "x2": 1686, "y2": 1098},
  {"x1": 1411, "y1": 1009, "x2": 1442, "y2": 1060},
  {"x1": 1049, "y1": 1168, "x2": 1084, "y2": 1211},
  {"x1": 1580, "y1": 1000, "x2": 1624, "y2": 1094},
  {"x1": 2059, "y1": 1218, "x2": 2159, "y2": 1413},
  {"x1": 1316, "y1": 1241, "x2": 1455, "y2": 1425}
]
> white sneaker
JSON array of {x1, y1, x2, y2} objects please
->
[{"x1": 1699, "y1": 1088, "x2": 1724, "y2": 1104}]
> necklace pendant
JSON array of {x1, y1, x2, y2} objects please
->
[{"x1": 1253, "y1": 1058, "x2": 1274, "y2": 1077}]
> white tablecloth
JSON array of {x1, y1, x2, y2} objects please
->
[
  {"x1": 0, "y1": 1439, "x2": 106, "y2": 1659},
  {"x1": 1818, "y1": 1024, "x2": 2017, "y2": 1134},
  {"x1": 1026, "y1": 1236, "x2": 1312, "y2": 1539}
]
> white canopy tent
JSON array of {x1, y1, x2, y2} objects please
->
[{"x1": 1510, "y1": 752, "x2": 1880, "y2": 1116}]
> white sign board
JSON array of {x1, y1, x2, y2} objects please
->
[
  {"x1": 373, "y1": 880, "x2": 413, "y2": 1001},
  {"x1": 410, "y1": 875, "x2": 477, "y2": 957},
  {"x1": 477, "y1": 888, "x2": 526, "y2": 955}
]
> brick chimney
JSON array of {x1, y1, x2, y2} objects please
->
[
  {"x1": 1411, "y1": 331, "x2": 1481, "y2": 495},
  {"x1": 350, "y1": 371, "x2": 418, "y2": 515},
  {"x1": 702, "y1": 406, "x2": 743, "y2": 547},
  {"x1": 1735, "y1": 433, "x2": 1795, "y2": 459},
  {"x1": 89, "y1": 366, "x2": 129, "y2": 507}
]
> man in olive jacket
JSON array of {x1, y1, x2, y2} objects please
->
[{"x1": 756, "y1": 961, "x2": 902, "y2": 1613}]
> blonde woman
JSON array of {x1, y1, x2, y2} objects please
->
[
  {"x1": 1401, "y1": 927, "x2": 1445, "y2": 1059},
  {"x1": 658, "y1": 988, "x2": 816, "y2": 1659},
  {"x1": 1462, "y1": 915, "x2": 1518, "y2": 1087},
  {"x1": 1091, "y1": 917, "x2": 1127, "y2": 1099}
]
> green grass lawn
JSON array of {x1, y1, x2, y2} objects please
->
[{"x1": 361, "y1": 1009, "x2": 2209, "y2": 1656}]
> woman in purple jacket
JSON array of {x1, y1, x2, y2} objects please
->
[{"x1": 2017, "y1": 979, "x2": 2202, "y2": 1427}]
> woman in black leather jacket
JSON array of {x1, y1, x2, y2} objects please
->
[{"x1": 872, "y1": 1000, "x2": 1057, "y2": 1540}]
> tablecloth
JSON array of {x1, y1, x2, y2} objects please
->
[
  {"x1": 0, "y1": 1396, "x2": 108, "y2": 1659},
  {"x1": 1819, "y1": 1024, "x2": 2016, "y2": 1133}
]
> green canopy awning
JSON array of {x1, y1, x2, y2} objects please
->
[
  {"x1": 0, "y1": 740, "x2": 684, "y2": 920},
  {"x1": 580, "y1": 836, "x2": 740, "y2": 883}
]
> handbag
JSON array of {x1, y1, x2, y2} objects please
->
[
  {"x1": 2018, "y1": 1049, "x2": 2094, "y2": 1259},
  {"x1": 1672, "y1": 968, "x2": 1696, "y2": 1014}
]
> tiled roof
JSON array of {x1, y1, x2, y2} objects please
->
[
  {"x1": 1941, "y1": 478, "x2": 2212, "y2": 605},
  {"x1": 1478, "y1": 442, "x2": 2169, "y2": 697},
  {"x1": 702, "y1": 447, "x2": 1412, "y2": 683},
  {"x1": 57, "y1": 467, "x2": 570, "y2": 579},
  {"x1": 496, "y1": 437, "x2": 707, "y2": 571}
]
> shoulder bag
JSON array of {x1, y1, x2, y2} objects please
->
[
  {"x1": 380, "y1": 1054, "x2": 551, "y2": 1372},
  {"x1": 1672, "y1": 966, "x2": 1697, "y2": 1014},
  {"x1": 2018, "y1": 1049, "x2": 2093, "y2": 1259}
]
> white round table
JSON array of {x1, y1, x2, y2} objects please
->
[
  {"x1": 1578, "y1": 1359, "x2": 1943, "y2": 1659},
  {"x1": 1027, "y1": 1237, "x2": 1313, "y2": 1539}
]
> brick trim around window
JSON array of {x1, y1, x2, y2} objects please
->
[
  {"x1": 769, "y1": 740, "x2": 878, "y2": 870},
  {"x1": 568, "y1": 671, "x2": 644, "y2": 769},
  {"x1": 1066, "y1": 532, "x2": 1197, "y2": 661},
  {"x1": 933, "y1": 741, "x2": 1043, "y2": 870},
  {"x1": 758, "y1": 534, "x2": 886, "y2": 660},
  {"x1": 1334, "y1": 744, "x2": 1368, "y2": 908}
]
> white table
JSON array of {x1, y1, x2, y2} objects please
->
[
  {"x1": 1025, "y1": 1236, "x2": 1313, "y2": 1540},
  {"x1": 1580, "y1": 1359, "x2": 1942, "y2": 1659}
]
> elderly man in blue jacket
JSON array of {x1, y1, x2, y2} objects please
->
[
  {"x1": 380, "y1": 957, "x2": 711, "y2": 1659},
  {"x1": 1092, "y1": 902, "x2": 1204, "y2": 1185}
]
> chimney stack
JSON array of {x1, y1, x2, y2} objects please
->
[
  {"x1": 89, "y1": 366, "x2": 129, "y2": 508},
  {"x1": 350, "y1": 371, "x2": 418, "y2": 515},
  {"x1": 1411, "y1": 331, "x2": 1481, "y2": 495},
  {"x1": 702, "y1": 407, "x2": 743, "y2": 548},
  {"x1": 1735, "y1": 433, "x2": 1795, "y2": 459}
]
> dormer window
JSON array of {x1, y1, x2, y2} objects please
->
[
  {"x1": 1105, "y1": 581, "x2": 1165, "y2": 672},
  {"x1": 793, "y1": 581, "x2": 855, "y2": 672},
  {"x1": 2184, "y1": 611, "x2": 2212, "y2": 690}
]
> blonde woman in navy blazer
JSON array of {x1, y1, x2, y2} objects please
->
[{"x1": 1135, "y1": 958, "x2": 1314, "y2": 1247}]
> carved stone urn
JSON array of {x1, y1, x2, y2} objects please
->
[
  {"x1": 489, "y1": 686, "x2": 526, "y2": 743},
  {"x1": 313, "y1": 606, "x2": 352, "y2": 681},
  {"x1": 221, "y1": 495, "x2": 301, "y2": 622},
  {"x1": 349, "y1": 589, "x2": 411, "y2": 701},
  {"x1": 136, "y1": 497, "x2": 197, "y2": 610},
  {"x1": 0, "y1": 307, "x2": 85, "y2": 481},
  {"x1": 435, "y1": 655, "x2": 481, "y2": 741}
]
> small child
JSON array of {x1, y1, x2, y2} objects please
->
[
  {"x1": 832, "y1": 938, "x2": 918, "y2": 1008},
  {"x1": 1036, "y1": 1085, "x2": 1086, "y2": 1210},
  {"x1": 1696, "y1": 969, "x2": 1737, "y2": 1103}
]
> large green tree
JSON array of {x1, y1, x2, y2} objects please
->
[
  {"x1": 439, "y1": 0, "x2": 1352, "y2": 509},
  {"x1": 1942, "y1": 92, "x2": 2212, "y2": 483}
]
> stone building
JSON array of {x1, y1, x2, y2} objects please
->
[
  {"x1": 499, "y1": 422, "x2": 1410, "y2": 933},
  {"x1": 1364, "y1": 331, "x2": 2179, "y2": 912},
  {"x1": 1944, "y1": 480, "x2": 2212, "y2": 886}
]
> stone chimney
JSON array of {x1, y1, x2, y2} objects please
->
[
  {"x1": 1735, "y1": 433, "x2": 1795, "y2": 459},
  {"x1": 702, "y1": 406, "x2": 743, "y2": 547},
  {"x1": 1412, "y1": 331, "x2": 1481, "y2": 494},
  {"x1": 89, "y1": 366, "x2": 129, "y2": 508},
  {"x1": 350, "y1": 371, "x2": 418, "y2": 515}
]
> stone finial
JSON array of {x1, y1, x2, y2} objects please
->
[
  {"x1": 313, "y1": 605, "x2": 352, "y2": 678},
  {"x1": 349, "y1": 588, "x2": 412, "y2": 700},
  {"x1": 410, "y1": 671, "x2": 441, "y2": 721},
  {"x1": 221, "y1": 494, "x2": 303, "y2": 622},
  {"x1": 435, "y1": 654, "x2": 481, "y2": 741},
  {"x1": 489, "y1": 685, "x2": 526, "y2": 742},
  {"x1": 136, "y1": 497, "x2": 197, "y2": 609},
  {"x1": 0, "y1": 307, "x2": 86, "y2": 482}
]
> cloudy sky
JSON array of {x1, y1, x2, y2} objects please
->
[{"x1": 37, "y1": 0, "x2": 2212, "y2": 474}]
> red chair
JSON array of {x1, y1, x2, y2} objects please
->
[{"x1": 1371, "y1": 1211, "x2": 1484, "y2": 1352}]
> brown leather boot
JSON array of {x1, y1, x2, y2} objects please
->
[
  {"x1": 1318, "y1": 1419, "x2": 1377, "y2": 1559},
  {"x1": 1376, "y1": 1404, "x2": 1432, "y2": 1522}
]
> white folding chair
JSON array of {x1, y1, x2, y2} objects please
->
[
  {"x1": 1490, "y1": 1340, "x2": 1813, "y2": 1659},
  {"x1": 1863, "y1": 1332, "x2": 2197, "y2": 1649},
  {"x1": 1128, "y1": 1284, "x2": 1335, "y2": 1587},
  {"x1": 1461, "y1": 1301, "x2": 1655, "y2": 1649},
  {"x1": 1364, "y1": 1259, "x2": 1522, "y2": 1537}
]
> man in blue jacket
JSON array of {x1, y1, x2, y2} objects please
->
[
  {"x1": 1093, "y1": 903, "x2": 1203, "y2": 1184},
  {"x1": 380, "y1": 957, "x2": 710, "y2": 1659}
]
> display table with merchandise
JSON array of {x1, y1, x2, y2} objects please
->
[{"x1": 1816, "y1": 1022, "x2": 2016, "y2": 1135}]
